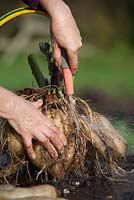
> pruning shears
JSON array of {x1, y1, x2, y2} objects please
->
[{"x1": 61, "y1": 51, "x2": 74, "y2": 96}]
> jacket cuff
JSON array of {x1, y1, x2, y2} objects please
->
[{"x1": 23, "y1": 0, "x2": 40, "y2": 9}]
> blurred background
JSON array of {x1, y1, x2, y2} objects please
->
[{"x1": 0, "y1": 0, "x2": 134, "y2": 153}]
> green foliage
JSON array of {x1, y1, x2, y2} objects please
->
[
  {"x1": 0, "y1": 45, "x2": 134, "y2": 100},
  {"x1": 75, "y1": 45, "x2": 134, "y2": 99}
]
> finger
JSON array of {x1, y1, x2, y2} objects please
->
[
  {"x1": 53, "y1": 127, "x2": 67, "y2": 147},
  {"x1": 67, "y1": 50, "x2": 78, "y2": 75},
  {"x1": 37, "y1": 133, "x2": 58, "y2": 158},
  {"x1": 24, "y1": 137, "x2": 36, "y2": 160},
  {"x1": 32, "y1": 99, "x2": 43, "y2": 109},
  {"x1": 48, "y1": 127, "x2": 66, "y2": 153},
  {"x1": 52, "y1": 40, "x2": 62, "y2": 67},
  {"x1": 43, "y1": 118, "x2": 67, "y2": 147}
]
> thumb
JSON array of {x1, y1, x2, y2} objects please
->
[
  {"x1": 32, "y1": 99, "x2": 43, "y2": 110},
  {"x1": 52, "y1": 41, "x2": 62, "y2": 67}
]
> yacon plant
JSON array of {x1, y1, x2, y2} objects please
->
[{"x1": 0, "y1": 42, "x2": 127, "y2": 182}]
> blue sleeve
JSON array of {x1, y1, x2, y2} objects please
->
[{"x1": 22, "y1": 0, "x2": 40, "y2": 9}]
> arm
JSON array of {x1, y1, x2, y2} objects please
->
[
  {"x1": 0, "y1": 87, "x2": 67, "y2": 159},
  {"x1": 41, "y1": 0, "x2": 82, "y2": 74},
  {"x1": 23, "y1": 0, "x2": 82, "y2": 74}
]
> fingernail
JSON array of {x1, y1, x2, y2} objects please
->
[
  {"x1": 39, "y1": 99, "x2": 44, "y2": 105},
  {"x1": 52, "y1": 152, "x2": 58, "y2": 158},
  {"x1": 72, "y1": 70, "x2": 77, "y2": 75},
  {"x1": 60, "y1": 148, "x2": 64, "y2": 154},
  {"x1": 38, "y1": 99, "x2": 43, "y2": 103},
  {"x1": 63, "y1": 139, "x2": 67, "y2": 146},
  {"x1": 31, "y1": 153, "x2": 36, "y2": 160},
  {"x1": 55, "y1": 61, "x2": 60, "y2": 67}
]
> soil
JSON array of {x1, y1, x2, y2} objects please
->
[
  {"x1": 0, "y1": 154, "x2": 133, "y2": 200},
  {"x1": 65, "y1": 155, "x2": 134, "y2": 200}
]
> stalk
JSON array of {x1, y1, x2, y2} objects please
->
[{"x1": 28, "y1": 54, "x2": 47, "y2": 87}]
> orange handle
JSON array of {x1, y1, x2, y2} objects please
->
[
  {"x1": 61, "y1": 52, "x2": 74, "y2": 96},
  {"x1": 62, "y1": 68, "x2": 74, "y2": 96}
]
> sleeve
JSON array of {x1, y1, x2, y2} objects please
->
[{"x1": 22, "y1": 0, "x2": 40, "y2": 9}]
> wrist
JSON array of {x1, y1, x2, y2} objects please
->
[
  {"x1": 39, "y1": 0, "x2": 71, "y2": 19},
  {"x1": 0, "y1": 87, "x2": 20, "y2": 120},
  {"x1": 0, "y1": 87, "x2": 12, "y2": 119}
]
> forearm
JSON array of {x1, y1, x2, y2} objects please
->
[
  {"x1": 23, "y1": 0, "x2": 82, "y2": 74},
  {"x1": 0, "y1": 87, "x2": 18, "y2": 120},
  {"x1": 39, "y1": 0, "x2": 71, "y2": 19}
]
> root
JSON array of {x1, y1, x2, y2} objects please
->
[
  {"x1": 75, "y1": 97, "x2": 128, "y2": 178},
  {"x1": 0, "y1": 87, "x2": 128, "y2": 183}
]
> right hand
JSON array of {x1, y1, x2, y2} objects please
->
[
  {"x1": 8, "y1": 98, "x2": 67, "y2": 160},
  {"x1": 40, "y1": 0, "x2": 82, "y2": 75}
]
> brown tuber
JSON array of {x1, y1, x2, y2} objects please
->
[{"x1": 0, "y1": 87, "x2": 127, "y2": 180}]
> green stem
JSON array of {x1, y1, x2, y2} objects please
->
[{"x1": 28, "y1": 54, "x2": 47, "y2": 87}]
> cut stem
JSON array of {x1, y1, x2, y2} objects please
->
[{"x1": 28, "y1": 54, "x2": 47, "y2": 87}]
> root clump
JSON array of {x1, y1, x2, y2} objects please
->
[
  {"x1": 0, "y1": 87, "x2": 127, "y2": 182},
  {"x1": 0, "y1": 42, "x2": 127, "y2": 184}
]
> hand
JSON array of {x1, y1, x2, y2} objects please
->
[
  {"x1": 8, "y1": 98, "x2": 67, "y2": 160},
  {"x1": 40, "y1": 0, "x2": 82, "y2": 75}
]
